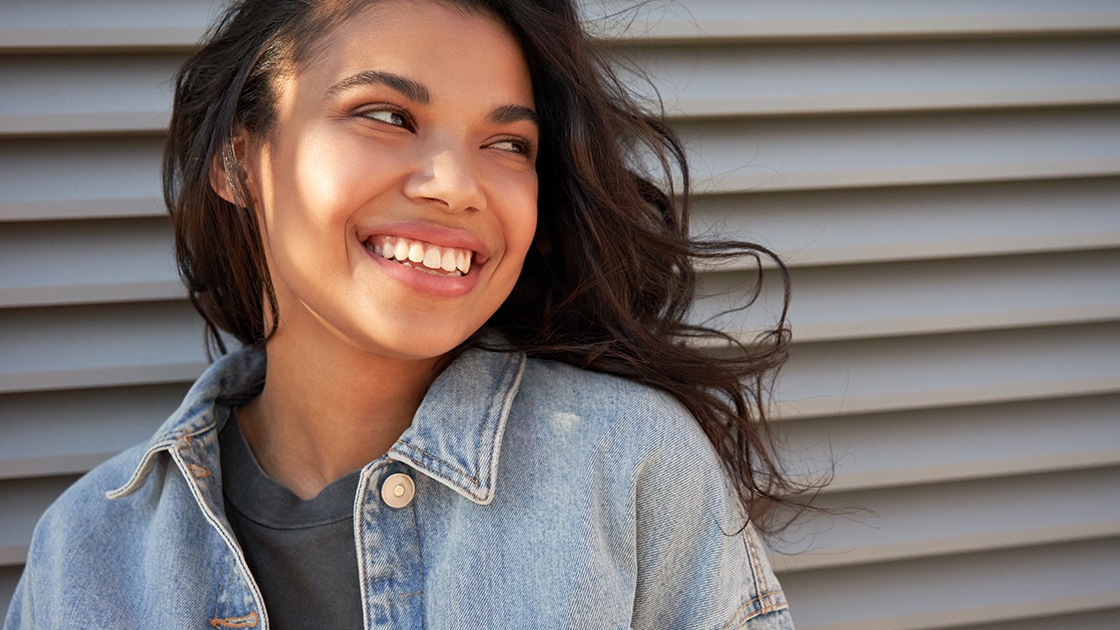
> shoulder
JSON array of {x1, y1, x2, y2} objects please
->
[
  {"x1": 23, "y1": 443, "x2": 153, "y2": 569},
  {"x1": 518, "y1": 356, "x2": 686, "y2": 414},
  {"x1": 514, "y1": 356, "x2": 711, "y2": 459},
  {"x1": 35, "y1": 443, "x2": 150, "y2": 535},
  {"x1": 508, "y1": 357, "x2": 725, "y2": 509},
  {"x1": 9, "y1": 443, "x2": 156, "y2": 624},
  {"x1": 515, "y1": 356, "x2": 727, "y2": 493},
  {"x1": 26, "y1": 346, "x2": 263, "y2": 547},
  {"x1": 510, "y1": 358, "x2": 793, "y2": 628},
  {"x1": 501, "y1": 357, "x2": 723, "y2": 525}
]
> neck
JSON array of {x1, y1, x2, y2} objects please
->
[{"x1": 238, "y1": 326, "x2": 440, "y2": 500}]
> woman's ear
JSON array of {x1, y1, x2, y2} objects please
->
[{"x1": 209, "y1": 131, "x2": 253, "y2": 207}]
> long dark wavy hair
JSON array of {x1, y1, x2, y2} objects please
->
[{"x1": 164, "y1": 0, "x2": 816, "y2": 534}]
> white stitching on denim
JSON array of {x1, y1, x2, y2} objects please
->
[{"x1": 409, "y1": 499, "x2": 427, "y2": 630}]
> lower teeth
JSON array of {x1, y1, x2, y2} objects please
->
[{"x1": 399, "y1": 260, "x2": 462, "y2": 277}]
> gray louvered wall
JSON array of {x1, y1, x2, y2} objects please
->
[{"x1": 3, "y1": 1, "x2": 1120, "y2": 627}]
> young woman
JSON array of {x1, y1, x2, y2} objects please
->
[{"x1": 7, "y1": 0, "x2": 801, "y2": 628}]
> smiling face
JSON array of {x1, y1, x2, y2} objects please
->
[{"x1": 234, "y1": 0, "x2": 539, "y2": 362}]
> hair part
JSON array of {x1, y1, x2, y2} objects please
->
[{"x1": 164, "y1": 0, "x2": 822, "y2": 535}]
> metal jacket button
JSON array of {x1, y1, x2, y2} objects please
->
[{"x1": 381, "y1": 473, "x2": 415, "y2": 508}]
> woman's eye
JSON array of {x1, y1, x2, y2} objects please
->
[
  {"x1": 361, "y1": 108, "x2": 410, "y2": 128},
  {"x1": 489, "y1": 138, "x2": 532, "y2": 155}
]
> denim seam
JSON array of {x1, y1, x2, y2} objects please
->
[
  {"x1": 719, "y1": 591, "x2": 789, "y2": 630},
  {"x1": 354, "y1": 463, "x2": 382, "y2": 629},
  {"x1": 747, "y1": 530, "x2": 768, "y2": 595},
  {"x1": 209, "y1": 611, "x2": 259, "y2": 628},
  {"x1": 212, "y1": 561, "x2": 230, "y2": 626},
  {"x1": 409, "y1": 501, "x2": 427, "y2": 630},
  {"x1": 104, "y1": 441, "x2": 173, "y2": 499},
  {"x1": 741, "y1": 527, "x2": 763, "y2": 609},
  {"x1": 390, "y1": 446, "x2": 487, "y2": 504},
  {"x1": 169, "y1": 442, "x2": 266, "y2": 629},
  {"x1": 472, "y1": 352, "x2": 524, "y2": 493},
  {"x1": 211, "y1": 548, "x2": 262, "y2": 628},
  {"x1": 395, "y1": 443, "x2": 478, "y2": 486},
  {"x1": 746, "y1": 528, "x2": 781, "y2": 612}
]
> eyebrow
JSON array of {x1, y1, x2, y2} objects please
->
[
  {"x1": 490, "y1": 104, "x2": 540, "y2": 130},
  {"x1": 325, "y1": 70, "x2": 431, "y2": 104}
]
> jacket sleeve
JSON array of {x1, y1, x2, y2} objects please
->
[{"x1": 628, "y1": 402, "x2": 795, "y2": 630}]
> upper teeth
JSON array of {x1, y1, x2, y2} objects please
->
[{"x1": 368, "y1": 235, "x2": 472, "y2": 275}]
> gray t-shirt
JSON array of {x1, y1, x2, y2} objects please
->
[{"x1": 220, "y1": 414, "x2": 364, "y2": 629}]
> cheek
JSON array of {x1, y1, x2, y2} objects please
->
[
  {"x1": 282, "y1": 139, "x2": 357, "y2": 223},
  {"x1": 517, "y1": 213, "x2": 538, "y2": 262},
  {"x1": 507, "y1": 180, "x2": 539, "y2": 255},
  {"x1": 251, "y1": 146, "x2": 352, "y2": 288},
  {"x1": 270, "y1": 124, "x2": 392, "y2": 228}
]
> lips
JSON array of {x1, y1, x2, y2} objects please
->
[{"x1": 364, "y1": 234, "x2": 473, "y2": 276}]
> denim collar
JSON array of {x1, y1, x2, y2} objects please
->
[
  {"x1": 388, "y1": 346, "x2": 525, "y2": 504},
  {"x1": 108, "y1": 345, "x2": 526, "y2": 506}
]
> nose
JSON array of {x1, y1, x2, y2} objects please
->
[{"x1": 403, "y1": 139, "x2": 485, "y2": 213}]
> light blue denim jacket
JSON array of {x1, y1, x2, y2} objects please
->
[{"x1": 6, "y1": 346, "x2": 793, "y2": 629}]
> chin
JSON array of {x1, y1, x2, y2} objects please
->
[{"x1": 359, "y1": 326, "x2": 477, "y2": 362}]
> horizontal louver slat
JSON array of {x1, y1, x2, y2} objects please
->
[
  {"x1": 0, "y1": 302, "x2": 207, "y2": 393},
  {"x1": 5, "y1": 0, "x2": 1118, "y2": 51},
  {"x1": 696, "y1": 250, "x2": 1120, "y2": 342},
  {"x1": 777, "y1": 394, "x2": 1120, "y2": 492},
  {"x1": 0, "y1": 383, "x2": 191, "y2": 480},
  {"x1": 0, "y1": 0, "x2": 215, "y2": 51},
  {"x1": 622, "y1": 38, "x2": 1120, "y2": 117},
  {"x1": 779, "y1": 538, "x2": 1120, "y2": 629},
  {"x1": 0, "y1": 54, "x2": 182, "y2": 136},
  {"x1": 775, "y1": 322, "x2": 1120, "y2": 418},
  {"x1": 692, "y1": 178, "x2": 1120, "y2": 267},
  {"x1": 584, "y1": 0, "x2": 1120, "y2": 42},
  {"x1": 0, "y1": 136, "x2": 164, "y2": 222},
  {"x1": 772, "y1": 467, "x2": 1120, "y2": 571},
  {"x1": 674, "y1": 108, "x2": 1120, "y2": 193},
  {"x1": 950, "y1": 608, "x2": 1120, "y2": 630},
  {"x1": 0, "y1": 218, "x2": 180, "y2": 307}
]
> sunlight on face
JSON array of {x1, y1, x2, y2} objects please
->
[{"x1": 242, "y1": 0, "x2": 539, "y2": 361}]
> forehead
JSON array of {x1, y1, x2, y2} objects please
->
[{"x1": 292, "y1": 0, "x2": 532, "y2": 101}]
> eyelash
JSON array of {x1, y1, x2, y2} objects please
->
[{"x1": 354, "y1": 105, "x2": 535, "y2": 157}]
